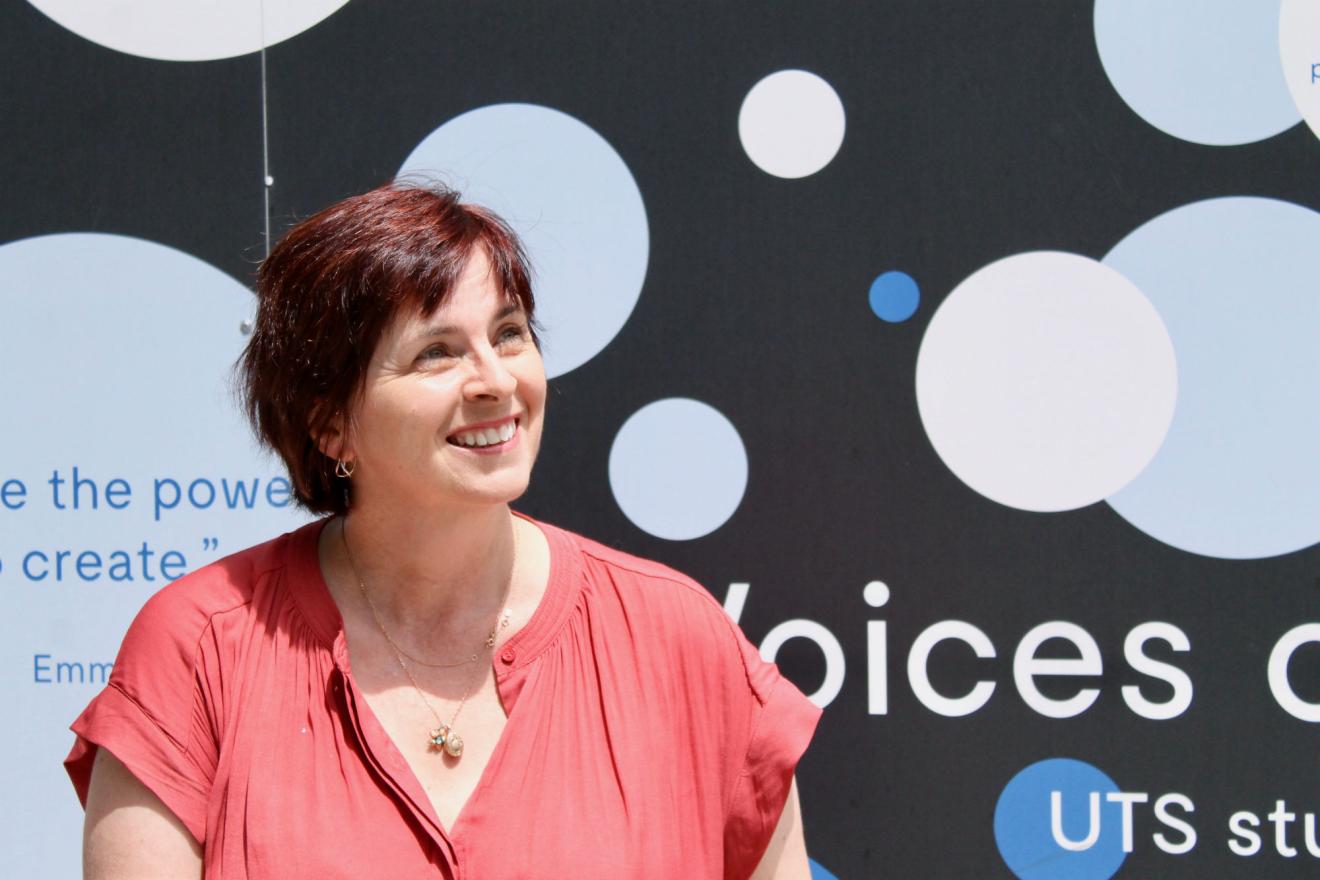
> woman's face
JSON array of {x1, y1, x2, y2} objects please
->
[{"x1": 341, "y1": 248, "x2": 546, "y2": 513}]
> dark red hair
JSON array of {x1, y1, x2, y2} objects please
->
[{"x1": 239, "y1": 181, "x2": 537, "y2": 515}]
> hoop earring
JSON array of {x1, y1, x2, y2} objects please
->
[{"x1": 335, "y1": 458, "x2": 356, "y2": 478}]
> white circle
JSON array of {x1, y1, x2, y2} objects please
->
[
  {"x1": 26, "y1": 0, "x2": 349, "y2": 61},
  {"x1": 608, "y1": 398, "x2": 748, "y2": 540},
  {"x1": 1280, "y1": 0, "x2": 1320, "y2": 144},
  {"x1": 738, "y1": 70, "x2": 846, "y2": 178},
  {"x1": 398, "y1": 104, "x2": 649, "y2": 379},
  {"x1": 915, "y1": 251, "x2": 1177, "y2": 513},
  {"x1": 862, "y1": 581, "x2": 890, "y2": 608}
]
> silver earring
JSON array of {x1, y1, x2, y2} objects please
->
[{"x1": 335, "y1": 458, "x2": 356, "y2": 478}]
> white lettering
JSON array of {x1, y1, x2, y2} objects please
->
[
  {"x1": 1152, "y1": 793, "x2": 1197, "y2": 855},
  {"x1": 722, "y1": 582, "x2": 749, "y2": 625},
  {"x1": 1228, "y1": 811, "x2": 1262, "y2": 856},
  {"x1": 1304, "y1": 813, "x2": 1320, "y2": 858},
  {"x1": 1268, "y1": 800, "x2": 1298, "y2": 858},
  {"x1": 1267, "y1": 624, "x2": 1320, "y2": 722},
  {"x1": 907, "y1": 621, "x2": 995, "y2": 717},
  {"x1": 1014, "y1": 622, "x2": 1101, "y2": 718},
  {"x1": 1122, "y1": 622, "x2": 1193, "y2": 720},
  {"x1": 1051, "y1": 791, "x2": 1101, "y2": 851},
  {"x1": 1106, "y1": 791, "x2": 1149, "y2": 853},
  {"x1": 760, "y1": 619, "x2": 845, "y2": 709}
]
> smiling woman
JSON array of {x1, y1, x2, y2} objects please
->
[{"x1": 64, "y1": 182, "x2": 820, "y2": 880}]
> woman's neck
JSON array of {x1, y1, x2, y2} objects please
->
[{"x1": 336, "y1": 501, "x2": 517, "y2": 635}]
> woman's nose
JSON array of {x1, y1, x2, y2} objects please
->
[{"x1": 463, "y1": 348, "x2": 517, "y2": 400}]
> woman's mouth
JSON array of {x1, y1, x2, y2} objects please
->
[{"x1": 446, "y1": 417, "x2": 519, "y2": 450}]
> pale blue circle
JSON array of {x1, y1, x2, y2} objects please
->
[
  {"x1": 0, "y1": 233, "x2": 311, "y2": 879},
  {"x1": 809, "y1": 858, "x2": 840, "y2": 880},
  {"x1": 1094, "y1": 0, "x2": 1299, "y2": 146},
  {"x1": 994, "y1": 758, "x2": 1125, "y2": 880},
  {"x1": 868, "y1": 271, "x2": 919, "y2": 322},
  {"x1": 1103, "y1": 197, "x2": 1320, "y2": 559},
  {"x1": 608, "y1": 398, "x2": 748, "y2": 541},
  {"x1": 398, "y1": 103, "x2": 649, "y2": 378}
]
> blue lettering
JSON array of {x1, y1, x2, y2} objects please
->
[
  {"x1": 188, "y1": 478, "x2": 216, "y2": 510},
  {"x1": 32, "y1": 655, "x2": 111, "y2": 684},
  {"x1": 105, "y1": 478, "x2": 131, "y2": 510},
  {"x1": 265, "y1": 476, "x2": 292, "y2": 508},
  {"x1": 23, "y1": 550, "x2": 47, "y2": 581},
  {"x1": 48, "y1": 470, "x2": 66, "y2": 510},
  {"x1": 21, "y1": 545, "x2": 186, "y2": 581},
  {"x1": 1, "y1": 478, "x2": 26, "y2": 510},
  {"x1": 56, "y1": 661, "x2": 85, "y2": 684},
  {"x1": 222, "y1": 478, "x2": 259, "y2": 509},
  {"x1": 108, "y1": 551, "x2": 133, "y2": 581},
  {"x1": 160, "y1": 551, "x2": 187, "y2": 580},
  {"x1": 33, "y1": 653, "x2": 51, "y2": 683},
  {"x1": 136, "y1": 541, "x2": 156, "y2": 582},
  {"x1": 153, "y1": 478, "x2": 180, "y2": 521},
  {"x1": 76, "y1": 550, "x2": 102, "y2": 581},
  {"x1": 1313, "y1": 62, "x2": 1319, "y2": 84},
  {"x1": 71, "y1": 466, "x2": 98, "y2": 509}
]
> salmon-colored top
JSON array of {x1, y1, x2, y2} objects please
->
[{"x1": 65, "y1": 515, "x2": 820, "y2": 879}]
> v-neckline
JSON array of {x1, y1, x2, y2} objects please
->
[
  {"x1": 336, "y1": 644, "x2": 529, "y2": 841},
  {"x1": 289, "y1": 512, "x2": 578, "y2": 846}
]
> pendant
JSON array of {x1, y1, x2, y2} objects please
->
[{"x1": 428, "y1": 725, "x2": 464, "y2": 758}]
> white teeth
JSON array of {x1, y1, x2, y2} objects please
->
[{"x1": 452, "y1": 421, "x2": 516, "y2": 447}]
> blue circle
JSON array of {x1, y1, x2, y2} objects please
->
[
  {"x1": 809, "y1": 858, "x2": 840, "y2": 879},
  {"x1": 1103, "y1": 197, "x2": 1320, "y2": 559},
  {"x1": 994, "y1": 758, "x2": 1126, "y2": 880},
  {"x1": 868, "y1": 271, "x2": 920, "y2": 322}
]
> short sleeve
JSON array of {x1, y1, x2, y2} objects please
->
[
  {"x1": 722, "y1": 623, "x2": 822, "y2": 880},
  {"x1": 64, "y1": 582, "x2": 228, "y2": 844}
]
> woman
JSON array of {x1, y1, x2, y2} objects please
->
[{"x1": 66, "y1": 183, "x2": 820, "y2": 879}]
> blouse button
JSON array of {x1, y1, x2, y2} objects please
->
[{"x1": 500, "y1": 647, "x2": 516, "y2": 664}]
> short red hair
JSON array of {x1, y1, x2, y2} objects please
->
[{"x1": 239, "y1": 182, "x2": 537, "y2": 515}]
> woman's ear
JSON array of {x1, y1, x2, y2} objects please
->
[{"x1": 313, "y1": 409, "x2": 353, "y2": 463}]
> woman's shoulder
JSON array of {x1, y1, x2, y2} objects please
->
[
  {"x1": 546, "y1": 521, "x2": 721, "y2": 604},
  {"x1": 535, "y1": 518, "x2": 745, "y2": 656},
  {"x1": 126, "y1": 524, "x2": 310, "y2": 648}
]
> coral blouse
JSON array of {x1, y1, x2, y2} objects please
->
[{"x1": 65, "y1": 515, "x2": 820, "y2": 879}]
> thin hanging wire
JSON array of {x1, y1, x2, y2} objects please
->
[
  {"x1": 259, "y1": 0, "x2": 272, "y2": 258},
  {"x1": 244, "y1": 0, "x2": 272, "y2": 336}
]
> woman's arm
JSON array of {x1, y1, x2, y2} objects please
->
[
  {"x1": 83, "y1": 747, "x2": 203, "y2": 880},
  {"x1": 749, "y1": 776, "x2": 811, "y2": 880}
]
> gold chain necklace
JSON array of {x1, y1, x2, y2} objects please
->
[{"x1": 340, "y1": 518, "x2": 514, "y2": 759}]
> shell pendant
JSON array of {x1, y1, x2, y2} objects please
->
[{"x1": 428, "y1": 725, "x2": 464, "y2": 758}]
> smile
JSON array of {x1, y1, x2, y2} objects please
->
[{"x1": 447, "y1": 417, "x2": 519, "y2": 449}]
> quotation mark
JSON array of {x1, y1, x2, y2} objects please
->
[{"x1": 202, "y1": 537, "x2": 219, "y2": 552}]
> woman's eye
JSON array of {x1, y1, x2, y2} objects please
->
[
  {"x1": 417, "y1": 344, "x2": 452, "y2": 361},
  {"x1": 497, "y1": 325, "x2": 527, "y2": 345}
]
